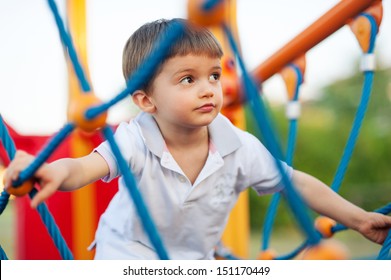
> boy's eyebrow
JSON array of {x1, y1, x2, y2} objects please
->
[{"x1": 173, "y1": 65, "x2": 222, "y2": 76}]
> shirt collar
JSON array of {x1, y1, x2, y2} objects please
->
[{"x1": 135, "y1": 112, "x2": 242, "y2": 158}]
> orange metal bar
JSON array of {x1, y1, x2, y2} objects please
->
[
  {"x1": 252, "y1": 0, "x2": 381, "y2": 84},
  {"x1": 67, "y1": 0, "x2": 97, "y2": 260}
]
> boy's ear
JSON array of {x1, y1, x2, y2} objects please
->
[{"x1": 132, "y1": 90, "x2": 156, "y2": 113}]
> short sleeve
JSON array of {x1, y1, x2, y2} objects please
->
[
  {"x1": 94, "y1": 121, "x2": 146, "y2": 183},
  {"x1": 239, "y1": 130, "x2": 293, "y2": 195}
]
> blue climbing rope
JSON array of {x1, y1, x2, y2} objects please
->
[
  {"x1": 275, "y1": 241, "x2": 309, "y2": 260},
  {"x1": 47, "y1": 0, "x2": 91, "y2": 92},
  {"x1": 262, "y1": 13, "x2": 382, "y2": 260},
  {"x1": 85, "y1": 20, "x2": 185, "y2": 120},
  {"x1": 262, "y1": 64, "x2": 303, "y2": 252},
  {"x1": 85, "y1": 20, "x2": 186, "y2": 260},
  {"x1": 377, "y1": 229, "x2": 391, "y2": 260},
  {"x1": 286, "y1": 64, "x2": 302, "y2": 165},
  {"x1": 2, "y1": 9, "x2": 185, "y2": 261},
  {"x1": 0, "y1": 245, "x2": 8, "y2": 260},
  {"x1": 223, "y1": 24, "x2": 321, "y2": 247},
  {"x1": 13, "y1": 123, "x2": 75, "y2": 187},
  {"x1": 29, "y1": 188, "x2": 74, "y2": 260},
  {"x1": 330, "y1": 14, "x2": 377, "y2": 193},
  {"x1": 202, "y1": 0, "x2": 223, "y2": 11},
  {"x1": 103, "y1": 126, "x2": 170, "y2": 260},
  {"x1": 0, "y1": 116, "x2": 74, "y2": 260},
  {"x1": 0, "y1": 115, "x2": 14, "y2": 215}
]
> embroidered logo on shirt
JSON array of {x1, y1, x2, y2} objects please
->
[{"x1": 210, "y1": 173, "x2": 236, "y2": 209}]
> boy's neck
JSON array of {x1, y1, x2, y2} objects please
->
[
  {"x1": 153, "y1": 117, "x2": 210, "y2": 185},
  {"x1": 155, "y1": 119, "x2": 209, "y2": 150}
]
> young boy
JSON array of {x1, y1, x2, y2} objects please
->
[{"x1": 4, "y1": 18, "x2": 391, "y2": 260}]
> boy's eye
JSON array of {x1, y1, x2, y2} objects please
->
[
  {"x1": 209, "y1": 73, "x2": 220, "y2": 82},
  {"x1": 180, "y1": 76, "x2": 193, "y2": 85}
]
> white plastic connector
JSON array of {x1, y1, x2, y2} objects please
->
[
  {"x1": 360, "y1": 53, "x2": 376, "y2": 72},
  {"x1": 286, "y1": 101, "x2": 301, "y2": 120}
]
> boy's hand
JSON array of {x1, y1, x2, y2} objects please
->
[
  {"x1": 3, "y1": 150, "x2": 35, "y2": 192},
  {"x1": 4, "y1": 150, "x2": 66, "y2": 208},
  {"x1": 357, "y1": 212, "x2": 391, "y2": 244}
]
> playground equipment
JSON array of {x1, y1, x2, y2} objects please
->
[{"x1": 1, "y1": 0, "x2": 391, "y2": 260}]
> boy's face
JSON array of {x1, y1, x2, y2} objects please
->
[{"x1": 148, "y1": 54, "x2": 223, "y2": 129}]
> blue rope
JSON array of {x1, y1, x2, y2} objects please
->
[
  {"x1": 0, "y1": 116, "x2": 74, "y2": 259},
  {"x1": 274, "y1": 14, "x2": 379, "y2": 260},
  {"x1": 281, "y1": 61, "x2": 376, "y2": 258},
  {"x1": 0, "y1": 116, "x2": 13, "y2": 259},
  {"x1": 0, "y1": 245, "x2": 8, "y2": 260},
  {"x1": 332, "y1": 203, "x2": 391, "y2": 259},
  {"x1": 13, "y1": 123, "x2": 75, "y2": 187},
  {"x1": 377, "y1": 230, "x2": 391, "y2": 260},
  {"x1": 215, "y1": 242, "x2": 241, "y2": 260},
  {"x1": 41, "y1": 6, "x2": 170, "y2": 259},
  {"x1": 376, "y1": 203, "x2": 391, "y2": 215},
  {"x1": 85, "y1": 20, "x2": 185, "y2": 260},
  {"x1": 29, "y1": 188, "x2": 74, "y2": 260},
  {"x1": 286, "y1": 120, "x2": 298, "y2": 165},
  {"x1": 0, "y1": 115, "x2": 17, "y2": 158},
  {"x1": 275, "y1": 240, "x2": 309, "y2": 260},
  {"x1": 102, "y1": 126, "x2": 169, "y2": 260},
  {"x1": 85, "y1": 21, "x2": 185, "y2": 121},
  {"x1": 361, "y1": 13, "x2": 377, "y2": 54},
  {"x1": 330, "y1": 14, "x2": 377, "y2": 193},
  {"x1": 2, "y1": 17, "x2": 183, "y2": 261},
  {"x1": 46, "y1": 0, "x2": 91, "y2": 92},
  {"x1": 330, "y1": 71, "x2": 374, "y2": 193},
  {"x1": 223, "y1": 24, "x2": 321, "y2": 246},
  {"x1": 0, "y1": 190, "x2": 10, "y2": 216},
  {"x1": 261, "y1": 193, "x2": 281, "y2": 250},
  {"x1": 202, "y1": 0, "x2": 223, "y2": 11},
  {"x1": 286, "y1": 64, "x2": 302, "y2": 165},
  {"x1": 0, "y1": 115, "x2": 14, "y2": 214},
  {"x1": 261, "y1": 65, "x2": 304, "y2": 252}
]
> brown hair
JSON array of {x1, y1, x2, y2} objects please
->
[{"x1": 122, "y1": 18, "x2": 223, "y2": 92}]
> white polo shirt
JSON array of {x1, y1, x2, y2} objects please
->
[{"x1": 94, "y1": 112, "x2": 292, "y2": 259}]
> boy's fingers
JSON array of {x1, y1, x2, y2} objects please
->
[
  {"x1": 30, "y1": 182, "x2": 58, "y2": 209},
  {"x1": 4, "y1": 150, "x2": 36, "y2": 189},
  {"x1": 34, "y1": 163, "x2": 48, "y2": 179},
  {"x1": 5, "y1": 153, "x2": 50, "y2": 204},
  {"x1": 3, "y1": 166, "x2": 19, "y2": 189},
  {"x1": 2, "y1": 168, "x2": 11, "y2": 189}
]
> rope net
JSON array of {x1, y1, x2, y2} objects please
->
[{"x1": 0, "y1": 0, "x2": 390, "y2": 260}]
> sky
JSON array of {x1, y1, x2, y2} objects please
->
[{"x1": 0, "y1": 0, "x2": 390, "y2": 135}]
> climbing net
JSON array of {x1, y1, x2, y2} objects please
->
[
  {"x1": 255, "y1": 7, "x2": 391, "y2": 260},
  {"x1": 1, "y1": 0, "x2": 391, "y2": 260}
]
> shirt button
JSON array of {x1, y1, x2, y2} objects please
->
[{"x1": 178, "y1": 175, "x2": 187, "y2": 183}]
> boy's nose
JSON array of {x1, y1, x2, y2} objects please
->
[
  {"x1": 201, "y1": 89, "x2": 214, "y2": 98},
  {"x1": 199, "y1": 82, "x2": 215, "y2": 98}
]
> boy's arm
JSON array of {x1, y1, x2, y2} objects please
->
[
  {"x1": 30, "y1": 152, "x2": 109, "y2": 208},
  {"x1": 4, "y1": 151, "x2": 109, "y2": 208},
  {"x1": 48, "y1": 152, "x2": 109, "y2": 191},
  {"x1": 291, "y1": 170, "x2": 366, "y2": 230},
  {"x1": 291, "y1": 170, "x2": 391, "y2": 244}
]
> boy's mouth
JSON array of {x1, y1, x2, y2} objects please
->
[{"x1": 196, "y1": 103, "x2": 215, "y2": 112}]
